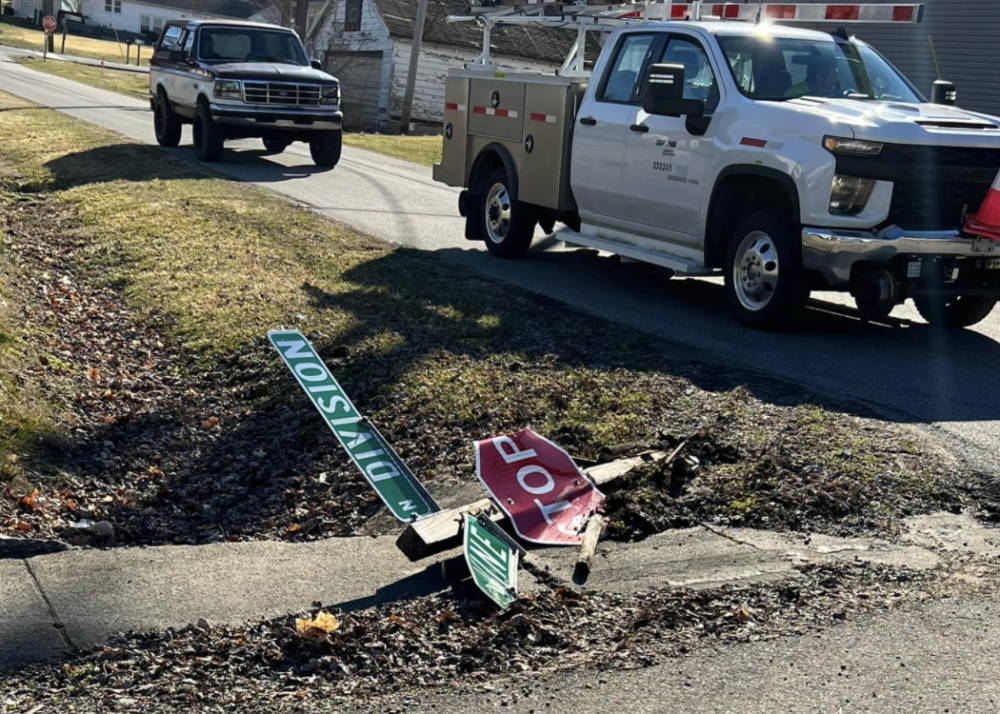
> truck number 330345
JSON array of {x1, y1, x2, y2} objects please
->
[{"x1": 652, "y1": 161, "x2": 673, "y2": 172}]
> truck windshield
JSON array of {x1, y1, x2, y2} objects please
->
[
  {"x1": 199, "y1": 27, "x2": 308, "y2": 65},
  {"x1": 718, "y1": 35, "x2": 922, "y2": 103}
]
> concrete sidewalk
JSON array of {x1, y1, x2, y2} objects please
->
[
  {"x1": 0, "y1": 42, "x2": 148, "y2": 73},
  {"x1": 4, "y1": 513, "x2": 985, "y2": 672}
]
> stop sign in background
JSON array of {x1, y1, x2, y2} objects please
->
[
  {"x1": 42, "y1": 15, "x2": 57, "y2": 32},
  {"x1": 475, "y1": 429, "x2": 604, "y2": 546}
]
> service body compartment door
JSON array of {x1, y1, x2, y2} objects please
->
[
  {"x1": 519, "y1": 82, "x2": 580, "y2": 211},
  {"x1": 434, "y1": 75, "x2": 470, "y2": 188},
  {"x1": 468, "y1": 80, "x2": 525, "y2": 141}
]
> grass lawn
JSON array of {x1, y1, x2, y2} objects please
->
[
  {"x1": 0, "y1": 21, "x2": 146, "y2": 65},
  {"x1": 343, "y1": 132, "x2": 442, "y2": 166},
  {"x1": 17, "y1": 57, "x2": 149, "y2": 101}
]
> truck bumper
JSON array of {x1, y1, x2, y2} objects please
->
[
  {"x1": 802, "y1": 227, "x2": 1000, "y2": 287},
  {"x1": 209, "y1": 103, "x2": 343, "y2": 131}
]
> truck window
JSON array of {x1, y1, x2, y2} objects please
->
[
  {"x1": 181, "y1": 28, "x2": 195, "y2": 59},
  {"x1": 659, "y1": 37, "x2": 719, "y2": 113},
  {"x1": 198, "y1": 26, "x2": 308, "y2": 66},
  {"x1": 718, "y1": 35, "x2": 921, "y2": 103},
  {"x1": 158, "y1": 25, "x2": 183, "y2": 53},
  {"x1": 599, "y1": 33, "x2": 656, "y2": 104}
]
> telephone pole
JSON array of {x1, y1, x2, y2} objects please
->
[{"x1": 399, "y1": 0, "x2": 428, "y2": 134}]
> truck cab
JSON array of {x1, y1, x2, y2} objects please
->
[
  {"x1": 435, "y1": 5, "x2": 1000, "y2": 329},
  {"x1": 149, "y1": 20, "x2": 343, "y2": 167}
]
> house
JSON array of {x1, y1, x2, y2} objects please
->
[
  {"x1": 298, "y1": 0, "x2": 591, "y2": 132},
  {"x1": 10, "y1": 0, "x2": 257, "y2": 40}
]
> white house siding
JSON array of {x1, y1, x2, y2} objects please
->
[
  {"x1": 78, "y1": 0, "x2": 219, "y2": 33},
  {"x1": 318, "y1": 0, "x2": 394, "y2": 130},
  {"x1": 390, "y1": 40, "x2": 561, "y2": 125}
]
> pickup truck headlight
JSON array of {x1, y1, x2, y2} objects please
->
[
  {"x1": 830, "y1": 175, "x2": 876, "y2": 216},
  {"x1": 213, "y1": 80, "x2": 242, "y2": 100},
  {"x1": 823, "y1": 136, "x2": 883, "y2": 156},
  {"x1": 321, "y1": 84, "x2": 340, "y2": 105}
]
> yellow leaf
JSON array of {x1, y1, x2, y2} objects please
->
[{"x1": 295, "y1": 611, "x2": 339, "y2": 641}]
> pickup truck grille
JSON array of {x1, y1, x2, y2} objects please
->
[
  {"x1": 883, "y1": 145, "x2": 1000, "y2": 231},
  {"x1": 242, "y1": 82, "x2": 322, "y2": 108}
]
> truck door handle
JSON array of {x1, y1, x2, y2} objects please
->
[
  {"x1": 629, "y1": 123, "x2": 649, "y2": 133},
  {"x1": 579, "y1": 116, "x2": 597, "y2": 126}
]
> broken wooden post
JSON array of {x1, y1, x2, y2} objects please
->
[
  {"x1": 573, "y1": 513, "x2": 605, "y2": 580},
  {"x1": 396, "y1": 449, "x2": 670, "y2": 561}
]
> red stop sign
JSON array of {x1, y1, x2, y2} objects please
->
[
  {"x1": 42, "y1": 15, "x2": 57, "y2": 32},
  {"x1": 475, "y1": 429, "x2": 604, "y2": 546}
]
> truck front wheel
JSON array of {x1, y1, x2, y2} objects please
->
[
  {"x1": 724, "y1": 210, "x2": 809, "y2": 329},
  {"x1": 193, "y1": 102, "x2": 225, "y2": 163},
  {"x1": 310, "y1": 131, "x2": 342, "y2": 168},
  {"x1": 479, "y1": 166, "x2": 535, "y2": 259},
  {"x1": 914, "y1": 295, "x2": 997, "y2": 328}
]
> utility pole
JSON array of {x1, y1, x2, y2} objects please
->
[
  {"x1": 399, "y1": 0, "x2": 427, "y2": 134},
  {"x1": 293, "y1": 0, "x2": 309, "y2": 40}
]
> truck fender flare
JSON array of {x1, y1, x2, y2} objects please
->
[
  {"x1": 704, "y1": 165, "x2": 801, "y2": 267},
  {"x1": 464, "y1": 143, "x2": 520, "y2": 242}
]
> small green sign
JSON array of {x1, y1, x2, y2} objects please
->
[
  {"x1": 464, "y1": 514, "x2": 521, "y2": 609},
  {"x1": 269, "y1": 330, "x2": 440, "y2": 522}
]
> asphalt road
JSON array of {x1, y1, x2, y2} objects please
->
[
  {"x1": 2, "y1": 50, "x2": 999, "y2": 474},
  {"x1": 357, "y1": 595, "x2": 1000, "y2": 714}
]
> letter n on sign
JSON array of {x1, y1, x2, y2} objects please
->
[{"x1": 474, "y1": 429, "x2": 604, "y2": 546}]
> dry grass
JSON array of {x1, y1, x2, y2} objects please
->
[
  {"x1": 0, "y1": 22, "x2": 147, "y2": 65},
  {"x1": 17, "y1": 58, "x2": 150, "y2": 101},
  {"x1": 343, "y1": 133, "x2": 442, "y2": 167}
]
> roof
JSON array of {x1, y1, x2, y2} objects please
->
[
  {"x1": 372, "y1": 0, "x2": 599, "y2": 66},
  {"x1": 136, "y1": 0, "x2": 260, "y2": 20}
]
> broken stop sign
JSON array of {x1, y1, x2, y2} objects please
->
[{"x1": 475, "y1": 429, "x2": 604, "y2": 546}]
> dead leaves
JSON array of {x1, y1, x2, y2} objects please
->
[
  {"x1": 87, "y1": 366, "x2": 101, "y2": 383},
  {"x1": 19, "y1": 488, "x2": 41, "y2": 512},
  {"x1": 203, "y1": 416, "x2": 219, "y2": 429},
  {"x1": 295, "y1": 611, "x2": 339, "y2": 641}
]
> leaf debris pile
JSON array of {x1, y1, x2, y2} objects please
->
[{"x1": 0, "y1": 561, "x2": 965, "y2": 712}]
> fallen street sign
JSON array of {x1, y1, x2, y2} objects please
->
[
  {"x1": 268, "y1": 330, "x2": 440, "y2": 522},
  {"x1": 475, "y1": 429, "x2": 605, "y2": 546},
  {"x1": 464, "y1": 513, "x2": 520, "y2": 608}
]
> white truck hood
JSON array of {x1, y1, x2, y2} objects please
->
[{"x1": 784, "y1": 97, "x2": 1000, "y2": 148}]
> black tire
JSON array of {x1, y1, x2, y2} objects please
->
[
  {"x1": 724, "y1": 210, "x2": 809, "y2": 329},
  {"x1": 193, "y1": 102, "x2": 224, "y2": 163},
  {"x1": 153, "y1": 93, "x2": 181, "y2": 148},
  {"x1": 310, "y1": 131, "x2": 342, "y2": 168},
  {"x1": 914, "y1": 295, "x2": 997, "y2": 328},
  {"x1": 262, "y1": 138, "x2": 290, "y2": 154},
  {"x1": 478, "y1": 165, "x2": 536, "y2": 259}
]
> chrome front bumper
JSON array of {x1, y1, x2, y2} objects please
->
[
  {"x1": 209, "y1": 103, "x2": 343, "y2": 131},
  {"x1": 802, "y1": 227, "x2": 1000, "y2": 286}
]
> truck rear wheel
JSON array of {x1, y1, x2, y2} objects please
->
[
  {"x1": 193, "y1": 102, "x2": 225, "y2": 163},
  {"x1": 310, "y1": 131, "x2": 342, "y2": 168},
  {"x1": 479, "y1": 165, "x2": 535, "y2": 259},
  {"x1": 914, "y1": 295, "x2": 997, "y2": 328},
  {"x1": 153, "y1": 93, "x2": 181, "y2": 148},
  {"x1": 724, "y1": 210, "x2": 808, "y2": 329}
]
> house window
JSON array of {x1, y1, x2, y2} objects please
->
[
  {"x1": 141, "y1": 15, "x2": 163, "y2": 35},
  {"x1": 344, "y1": 0, "x2": 362, "y2": 32},
  {"x1": 105, "y1": 0, "x2": 121, "y2": 12}
]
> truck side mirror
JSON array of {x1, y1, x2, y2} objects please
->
[
  {"x1": 642, "y1": 63, "x2": 705, "y2": 118},
  {"x1": 311, "y1": 59, "x2": 322, "y2": 70},
  {"x1": 167, "y1": 49, "x2": 185, "y2": 63},
  {"x1": 931, "y1": 80, "x2": 957, "y2": 106}
]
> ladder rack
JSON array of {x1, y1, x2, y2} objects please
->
[{"x1": 453, "y1": 2, "x2": 924, "y2": 76}]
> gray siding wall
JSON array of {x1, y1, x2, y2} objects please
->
[{"x1": 798, "y1": 0, "x2": 1000, "y2": 117}]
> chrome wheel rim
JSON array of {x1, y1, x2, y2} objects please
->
[
  {"x1": 734, "y1": 231, "x2": 779, "y2": 312},
  {"x1": 485, "y1": 182, "x2": 512, "y2": 244}
]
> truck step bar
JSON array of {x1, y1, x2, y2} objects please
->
[{"x1": 555, "y1": 227, "x2": 713, "y2": 276}]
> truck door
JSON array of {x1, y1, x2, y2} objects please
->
[
  {"x1": 626, "y1": 34, "x2": 722, "y2": 245},
  {"x1": 571, "y1": 32, "x2": 663, "y2": 226}
]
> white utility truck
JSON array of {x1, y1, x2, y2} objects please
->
[{"x1": 433, "y1": 1, "x2": 1000, "y2": 328}]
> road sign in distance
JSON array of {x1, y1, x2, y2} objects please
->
[
  {"x1": 42, "y1": 15, "x2": 57, "y2": 32},
  {"x1": 269, "y1": 330, "x2": 440, "y2": 522},
  {"x1": 464, "y1": 513, "x2": 520, "y2": 608}
]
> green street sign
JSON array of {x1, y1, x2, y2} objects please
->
[
  {"x1": 464, "y1": 513, "x2": 521, "y2": 609},
  {"x1": 268, "y1": 330, "x2": 440, "y2": 522}
]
